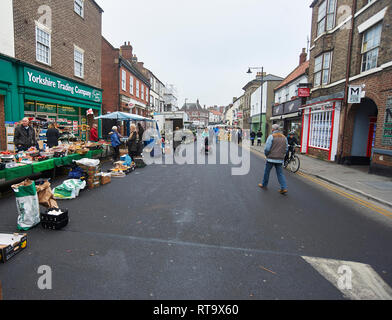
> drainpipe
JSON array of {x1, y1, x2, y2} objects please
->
[{"x1": 339, "y1": 0, "x2": 357, "y2": 164}]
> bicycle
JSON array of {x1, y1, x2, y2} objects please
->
[{"x1": 284, "y1": 144, "x2": 300, "y2": 173}]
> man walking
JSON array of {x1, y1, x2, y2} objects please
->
[
  {"x1": 256, "y1": 129, "x2": 263, "y2": 146},
  {"x1": 258, "y1": 124, "x2": 288, "y2": 194},
  {"x1": 14, "y1": 117, "x2": 36, "y2": 152}
]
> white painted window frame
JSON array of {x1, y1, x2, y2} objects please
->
[
  {"x1": 35, "y1": 23, "x2": 51, "y2": 66},
  {"x1": 74, "y1": 45, "x2": 84, "y2": 78}
]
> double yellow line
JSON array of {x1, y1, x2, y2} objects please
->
[
  {"x1": 248, "y1": 146, "x2": 392, "y2": 219},
  {"x1": 297, "y1": 171, "x2": 392, "y2": 219}
]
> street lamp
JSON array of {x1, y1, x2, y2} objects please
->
[{"x1": 246, "y1": 67, "x2": 264, "y2": 133}]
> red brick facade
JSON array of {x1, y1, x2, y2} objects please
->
[
  {"x1": 13, "y1": 0, "x2": 103, "y2": 89},
  {"x1": 307, "y1": 0, "x2": 392, "y2": 175}
]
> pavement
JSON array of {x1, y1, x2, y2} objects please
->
[
  {"x1": 0, "y1": 143, "x2": 392, "y2": 300},
  {"x1": 248, "y1": 143, "x2": 392, "y2": 209}
]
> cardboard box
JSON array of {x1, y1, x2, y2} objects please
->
[
  {"x1": 0, "y1": 233, "x2": 27, "y2": 263},
  {"x1": 101, "y1": 174, "x2": 111, "y2": 185}
]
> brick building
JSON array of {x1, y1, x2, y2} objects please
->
[
  {"x1": 101, "y1": 38, "x2": 151, "y2": 136},
  {"x1": 301, "y1": 0, "x2": 392, "y2": 176},
  {"x1": 0, "y1": 0, "x2": 103, "y2": 151},
  {"x1": 181, "y1": 100, "x2": 209, "y2": 127}
]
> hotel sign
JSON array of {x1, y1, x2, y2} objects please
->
[{"x1": 24, "y1": 67, "x2": 102, "y2": 103}]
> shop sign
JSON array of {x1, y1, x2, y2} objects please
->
[
  {"x1": 348, "y1": 85, "x2": 362, "y2": 104},
  {"x1": 37, "y1": 103, "x2": 57, "y2": 114},
  {"x1": 272, "y1": 104, "x2": 283, "y2": 116},
  {"x1": 382, "y1": 97, "x2": 392, "y2": 146},
  {"x1": 298, "y1": 88, "x2": 310, "y2": 97},
  {"x1": 24, "y1": 67, "x2": 102, "y2": 103},
  {"x1": 58, "y1": 105, "x2": 79, "y2": 116}
]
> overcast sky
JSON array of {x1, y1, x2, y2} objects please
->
[{"x1": 96, "y1": 0, "x2": 313, "y2": 108}]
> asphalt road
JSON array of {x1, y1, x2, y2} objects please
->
[{"x1": 1, "y1": 142, "x2": 392, "y2": 300}]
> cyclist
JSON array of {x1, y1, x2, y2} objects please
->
[{"x1": 285, "y1": 131, "x2": 299, "y2": 163}]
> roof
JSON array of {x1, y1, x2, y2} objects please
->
[
  {"x1": 242, "y1": 74, "x2": 283, "y2": 91},
  {"x1": 90, "y1": 0, "x2": 104, "y2": 13},
  {"x1": 209, "y1": 110, "x2": 222, "y2": 115},
  {"x1": 181, "y1": 101, "x2": 206, "y2": 111},
  {"x1": 274, "y1": 61, "x2": 309, "y2": 91}
]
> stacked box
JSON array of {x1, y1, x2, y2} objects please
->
[
  {"x1": 100, "y1": 173, "x2": 111, "y2": 185},
  {"x1": 78, "y1": 164, "x2": 101, "y2": 189},
  {"x1": 0, "y1": 233, "x2": 28, "y2": 263}
]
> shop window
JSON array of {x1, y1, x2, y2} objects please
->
[
  {"x1": 317, "y1": 0, "x2": 337, "y2": 36},
  {"x1": 314, "y1": 51, "x2": 332, "y2": 87},
  {"x1": 36, "y1": 26, "x2": 51, "y2": 65},
  {"x1": 74, "y1": 0, "x2": 84, "y2": 17},
  {"x1": 74, "y1": 47, "x2": 84, "y2": 78},
  {"x1": 309, "y1": 111, "x2": 332, "y2": 150},
  {"x1": 361, "y1": 23, "x2": 382, "y2": 72}
]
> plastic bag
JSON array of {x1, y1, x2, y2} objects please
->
[
  {"x1": 11, "y1": 179, "x2": 40, "y2": 231},
  {"x1": 53, "y1": 179, "x2": 86, "y2": 200},
  {"x1": 120, "y1": 154, "x2": 133, "y2": 166},
  {"x1": 75, "y1": 158, "x2": 100, "y2": 167}
]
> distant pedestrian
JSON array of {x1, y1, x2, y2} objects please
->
[
  {"x1": 173, "y1": 126, "x2": 183, "y2": 153},
  {"x1": 250, "y1": 131, "x2": 256, "y2": 146},
  {"x1": 257, "y1": 130, "x2": 263, "y2": 146},
  {"x1": 259, "y1": 124, "x2": 288, "y2": 194},
  {"x1": 109, "y1": 126, "x2": 122, "y2": 162},
  {"x1": 127, "y1": 123, "x2": 138, "y2": 159}
]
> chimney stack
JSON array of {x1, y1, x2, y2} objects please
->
[
  {"x1": 256, "y1": 72, "x2": 266, "y2": 80},
  {"x1": 120, "y1": 41, "x2": 133, "y2": 61},
  {"x1": 132, "y1": 54, "x2": 138, "y2": 63},
  {"x1": 299, "y1": 48, "x2": 307, "y2": 65}
]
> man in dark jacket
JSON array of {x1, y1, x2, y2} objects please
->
[
  {"x1": 256, "y1": 130, "x2": 263, "y2": 146},
  {"x1": 14, "y1": 117, "x2": 36, "y2": 152},
  {"x1": 258, "y1": 124, "x2": 288, "y2": 194},
  {"x1": 46, "y1": 123, "x2": 61, "y2": 148},
  {"x1": 250, "y1": 131, "x2": 256, "y2": 146}
]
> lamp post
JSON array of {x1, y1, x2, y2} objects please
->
[{"x1": 247, "y1": 67, "x2": 264, "y2": 133}]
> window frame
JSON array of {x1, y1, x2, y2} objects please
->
[
  {"x1": 317, "y1": 0, "x2": 337, "y2": 37},
  {"x1": 35, "y1": 25, "x2": 51, "y2": 66},
  {"x1": 74, "y1": 46, "x2": 84, "y2": 79},
  {"x1": 309, "y1": 110, "x2": 333, "y2": 150},
  {"x1": 74, "y1": 0, "x2": 84, "y2": 18},
  {"x1": 361, "y1": 22, "x2": 382, "y2": 73},
  {"x1": 313, "y1": 51, "x2": 332, "y2": 87},
  {"x1": 136, "y1": 80, "x2": 140, "y2": 97},
  {"x1": 121, "y1": 70, "x2": 127, "y2": 91},
  {"x1": 130, "y1": 76, "x2": 134, "y2": 95}
]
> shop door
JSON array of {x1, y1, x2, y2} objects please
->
[{"x1": 366, "y1": 117, "x2": 377, "y2": 158}]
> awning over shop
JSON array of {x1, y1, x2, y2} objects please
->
[{"x1": 95, "y1": 111, "x2": 155, "y2": 122}]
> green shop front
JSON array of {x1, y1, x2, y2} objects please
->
[
  {"x1": 0, "y1": 54, "x2": 102, "y2": 150},
  {"x1": 250, "y1": 114, "x2": 266, "y2": 142}
]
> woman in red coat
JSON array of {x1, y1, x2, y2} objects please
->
[{"x1": 89, "y1": 123, "x2": 99, "y2": 142}]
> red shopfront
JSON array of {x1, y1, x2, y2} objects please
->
[{"x1": 300, "y1": 99, "x2": 343, "y2": 161}]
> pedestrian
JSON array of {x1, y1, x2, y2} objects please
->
[
  {"x1": 257, "y1": 129, "x2": 263, "y2": 146},
  {"x1": 258, "y1": 124, "x2": 288, "y2": 194},
  {"x1": 89, "y1": 123, "x2": 99, "y2": 142},
  {"x1": 173, "y1": 126, "x2": 182, "y2": 153},
  {"x1": 285, "y1": 131, "x2": 299, "y2": 163},
  {"x1": 109, "y1": 126, "x2": 122, "y2": 162},
  {"x1": 46, "y1": 123, "x2": 61, "y2": 148},
  {"x1": 137, "y1": 123, "x2": 145, "y2": 145},
  {"x1": 250, "y1": 131, "x2": 256, "y2": 146},
  {"x1": 238, "y1": 128, "x2": 242, "y2": 144},
  {"x1": 202, "y1": 127, "x2": 209, "y2": 153},
  {"x1": 14, "y1": 117, "x2": 37, "y2": 152},
  {"x1": 127, "y1": 123, "x2": 138, "y2": 159}
]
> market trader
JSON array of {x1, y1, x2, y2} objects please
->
[
  {"x1": 14, "y1": 117, "x2": 37, "y2": 152},
  {"x1": 89, "y1": 123, "x2": 99, "y2": 142}
]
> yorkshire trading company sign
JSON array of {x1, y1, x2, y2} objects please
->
[{"x1": 24, "y1": 67, "x2": 102, "y2": 103}]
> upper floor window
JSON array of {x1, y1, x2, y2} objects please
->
[
  {"x1": 317, "y1": 0, "x2": 337, "y2": 36},
  {"x1": 74, "y1": 47, "x2": 84, "y2": 78},
  {"x1": 136, "y1": 80, "x2": 140, "y2": 97},
  {"x1": 141, "y1": 84, "x2": 144, "y2": 100},
  {"x1": 314, "y1": 51, "x2": 332, "y2": 87},
  {"x1": 74, "y1": 0, "x2": 84, "y2": 17},
  {"x1": 122, "y1": 70, "x2": 126, "y2": 91},
  {"x1": 361, "y1": 23, "x2": 382, "y2": 72},
  {"x1": 36, "y1": 26, "x2": 51, "y2": 65},
  {"x1": 130, "y1": 76, "x2": 134, "y2": 94}
]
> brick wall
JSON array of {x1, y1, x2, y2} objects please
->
[
  {"x1": 0, "y1": 95, "x2": 5, "y2": 151},
  {"x1": 307, "y1": 147, "x2": 329, "y2": 161},
  {"x1": 13, "y1": 0, "x2": 102, "y2": 89},
  {"x1": 101, "y1": 37, "x2": 119, "y2": 114}
]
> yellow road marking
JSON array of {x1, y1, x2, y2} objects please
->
[{"x1": 297, "y1": 171, "x2": 392, "y2": 219}]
